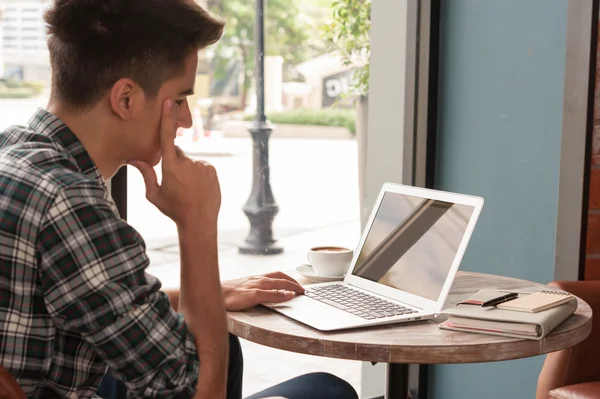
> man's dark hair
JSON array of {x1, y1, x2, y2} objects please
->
[{"x1": 44, "y1": 0, "x2": 224, "y2": 108}]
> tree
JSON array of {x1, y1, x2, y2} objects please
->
[
  {"x1": 321, "y1": 0, "x2": 371, "y2": 99},
  {"x1": 209, "y1": 0, "x2": 331, "y2": 109}
]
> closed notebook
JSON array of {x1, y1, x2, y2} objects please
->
[
  {"x1": 439, "y1": 296, "x2": 577, "y2": 340},
  {"x1": 441, "y1": 316, "x2": 539, "y2": 337},
  {"x1": 496, "y1": 291, "x2": 573, "y2": 313}
]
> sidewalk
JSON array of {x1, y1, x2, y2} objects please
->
[{"x1": 147, "y1": 220, "x2": 363, "y2": 397}]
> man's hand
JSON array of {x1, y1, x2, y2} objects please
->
[
  {"x1": 129, "y1": 98, "x2": 221, "y2": 228},
  {"x1": 222, "y1": 272, "x2": 305, "y2": 311}
]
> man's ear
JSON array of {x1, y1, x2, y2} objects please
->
[{"x1": 109, "y1": 78, "x2": 143, "y2": 120}]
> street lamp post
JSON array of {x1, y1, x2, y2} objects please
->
[{"x1": 239, "y1": 0, "x2": 283, "y2": 255}]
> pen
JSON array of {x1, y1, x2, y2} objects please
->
[{"x1": 481, "y1": 292, "x2": 518, "y2": 307}]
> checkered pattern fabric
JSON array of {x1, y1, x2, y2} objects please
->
[{"x1": 0, "y1": 108, "x2": 199, "y2": 398}]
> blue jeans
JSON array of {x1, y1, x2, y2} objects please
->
[{"x1": 97, "y1": 334, "x2": 358, "y2": 399}]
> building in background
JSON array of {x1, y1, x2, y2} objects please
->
[
  {"x1": 288, "y1": 53, "x2": 353, "y2": 109},
  {"x1": 1, "y1": 0, "x2": 51, "y2": 82}
]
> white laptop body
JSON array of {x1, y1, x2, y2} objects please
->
[{"x1": 265, "y1": 182, "x2": 484, "y2": 331}]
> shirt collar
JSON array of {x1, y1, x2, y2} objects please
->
[{"x1": 28, "y1": 108, "x2": 104, "y2": 184}]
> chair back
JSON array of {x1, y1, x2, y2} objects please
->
[{"x1": 0, "y1": 366, "x2": 25, "y2": 399}]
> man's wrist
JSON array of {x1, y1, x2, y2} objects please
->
[{"x1": 177, "y1": 218, "x2": 218, "y2": 239}]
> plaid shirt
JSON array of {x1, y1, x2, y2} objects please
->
[{"x1": 0, "y1": 109, "x2": 199, "y2": 398}]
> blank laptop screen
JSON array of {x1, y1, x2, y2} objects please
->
[{"x1": 352, "y1": 192, "x2": 475, "y2": 301}]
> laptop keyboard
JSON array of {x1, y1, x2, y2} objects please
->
[{"x1": 304, "y1": 284, "x2": 418, "y2": 320}]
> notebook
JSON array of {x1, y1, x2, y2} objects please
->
[
  {"x1": 439, "y1": 297, "x2": 577, "y2": 340},
  {"x1": 496, "y1": 291, "x2": 574, "y2": 313},
  {"x1": 457, "y1": 288, "x2": 513, "y2": 306},
  {"x1": 441, "y1": 316, "x2": 539, "y2": 337}
]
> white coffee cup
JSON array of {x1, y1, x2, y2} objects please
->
[{"x1": 307, "y1": 246, "x2": 353, "y2": 277}]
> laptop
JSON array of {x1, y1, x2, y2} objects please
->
[{"x1": 265, "y1": 182, "x2": 484, "y2": 331}]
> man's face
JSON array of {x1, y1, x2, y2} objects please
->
[{"x1": 127, "y1": 51, "x2": 197, "y2": 166}]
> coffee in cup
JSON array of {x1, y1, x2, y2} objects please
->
[{"x1": 307, "y1": 246, "x2": 353, "y2": 277}]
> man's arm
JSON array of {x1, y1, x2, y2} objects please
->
[
  {"x1": 37, "y1": 185, "x2": 213, "y2": 398},
  {"x1": 177, "y1": 223, "x2": 228, "y2": 399}
]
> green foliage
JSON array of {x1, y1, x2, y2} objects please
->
[
  {"x1": 23, "y1": 81, "x2": 46, "y2": 94},
  {"x1": 0, "y1": 80, "x2": 45, "y2": 98},
  {"x1": 208, "y1": 0, "x2": 335, "y2": 107},
  {"x1": 321, "y1": 0, "x2": 371, "y2": 98},
  {"x1": 0, "y1": 91, "x2": 35, "y2": 99},
  {"x1": 244, "y1": 108, "x2": 356, "y2": 134},
  {"x1": 210, "y1": 0, "x2": 325, "y2": 91}
]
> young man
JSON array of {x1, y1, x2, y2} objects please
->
[{"x1": 0, "y1": 1, "x2": 358, "y2": 398}]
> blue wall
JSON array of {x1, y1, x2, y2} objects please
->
[{"x1": 431, "y1": 1, "x2": 568, "y2": 398}]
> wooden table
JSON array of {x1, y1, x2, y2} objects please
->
[{"x1": 227, "y1": 271, "x2": 593, "y2": 399}]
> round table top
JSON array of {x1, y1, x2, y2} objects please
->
[{"x1": 227, "y1": 271, "x2": 593, "y2": 364}]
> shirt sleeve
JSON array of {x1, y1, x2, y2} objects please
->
[{"x1": 36, "y1": 183, "x2": 199, "y2": 398}]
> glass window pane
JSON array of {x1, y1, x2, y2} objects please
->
[{"x1": 0, "y1": 0, "x2": 374, "y2": 396}]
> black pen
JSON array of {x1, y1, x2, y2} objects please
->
[{"x1": 481, "y1": 292, "x2": 518, "y2": 307}]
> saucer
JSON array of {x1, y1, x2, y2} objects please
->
[{"x1": 295, "y1": 264, "x2": 344, "y2": 283}]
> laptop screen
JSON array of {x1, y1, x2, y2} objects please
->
[{"x1": 352, "y1": 192, "x2": 476, "y2": 301}]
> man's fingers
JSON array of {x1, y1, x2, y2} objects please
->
[
  {"x1": 256, "y1": 289, "x2": 295, "y2": 304},
  {"x1": 160, "y1": 98, "x2": 177, "y2": 162},
  {"x1": 129, "y1": 161, "x2": 160, "y2": 202},
  {"x1": 264, "y1": 271, "x2": 303, "y2": 286},
  {"x1": 261, "y1": 278, "x2": 304, "y2": 294}
]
